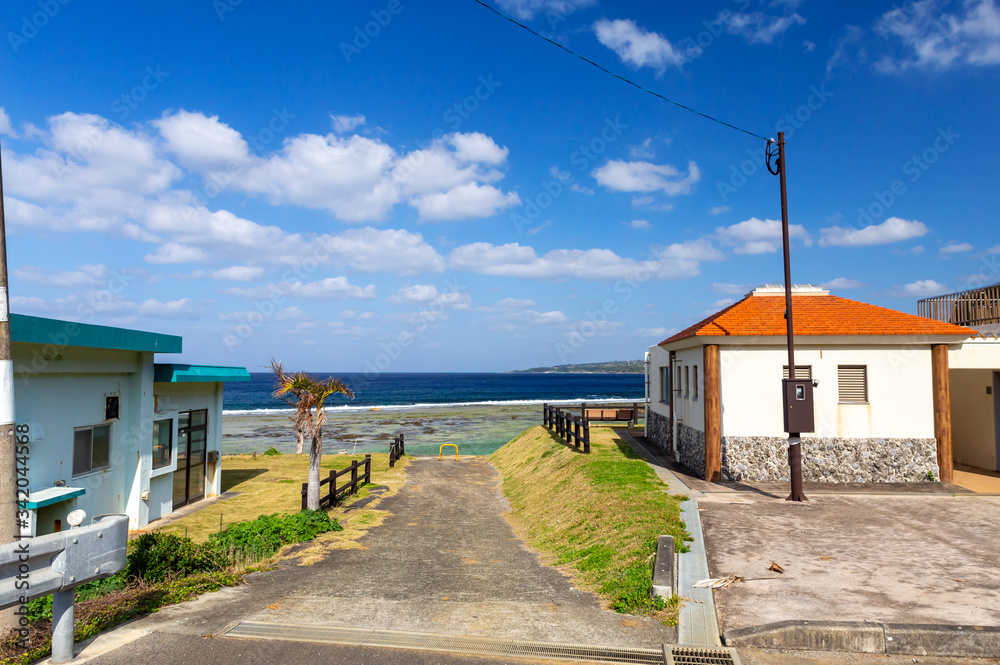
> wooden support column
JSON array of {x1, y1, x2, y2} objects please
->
[
  {"x1": 931, "y1": 344, "x2": 953, "y2": 483},
  {"x1": 704, "y1": 344, "x2": 722, "y2": 483}
]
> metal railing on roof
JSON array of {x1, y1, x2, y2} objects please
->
[{"x1": 917, "y1": 282, "x2": 1000, "y2": 327}]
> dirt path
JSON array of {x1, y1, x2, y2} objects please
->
[{"x1": 81, "y1": 457, "x2": 672, "y2": 664}]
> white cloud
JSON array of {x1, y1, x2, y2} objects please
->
[
  {"x1": 449, "y1": 239, "x2": 722, "y2": 281},
  {"x1": 479, "y1": 297, "x2": 537, "y2": 312},
  {"x1": 940, "y1": 241, "x2": 974, "y2": 254},
  {"x1": 630, "y1": 138, "x2": 656, "y2": 159},
  {"x1": 331, "y1": 114, "x2": 366, "y2": 133},
  {"x1": 710, "y1": 205, "x2": 731, "y2": 215},
  {"x1": 985, "y1": 244, "x2": 1000, "y2": 254},
  {"x1": 827, "y1": 25, "x2": 867, "y2": 75},
  {"x1": 495, "y1": 0, "x2": 595, "y2": 20},
  {"x1": 145, "y1": 242, "x2": 210, "y2": 264},
  {"x1": 822, "y1": 277, "x2": 866, "y2": 289},
  {"x1": 410, "y1": 182, "x2": 521, "y2": 221},
  {"x1": 210, "y1": 265, "x2": 266, "y2": 281},
  {"x1": 625, "y1": 219, "x2": 652, "y2": 230},
  {"x1": 449, "y1": 132, "x2": 509, "y2": 164},
  {"x1": 388, "y1": 284, "x2": 441, "y2": 304},
  {"x1": 11, "y1": 293, "x2": 202, "y2": 324},
  {"x1": 711, "y1": 282, "x2": 751, "y2": 295},
  {"x1": 911, "y1": 245, "x2": 926, "y2": 255},
  {"x1": 593, "y1": 160, "x2": 701, "y2": 196},
  {"x1": 594, "y1": 19, "x2": 684, "y2": 73},
  {"x1": 716, "y1": 217, "x2": 811, "y2": 254},
  {"x1": 225, "y1": 277, "x2": 376, "y2": 301},
  {"x1": 875, "y1": 0, "x2": 1000, "y2": 72},
  {"x1": 819, "y1": 217, "x2": 928, "y2": 247},
  {"x1": 901, "y1": 279, "x2": 951, "y2": 297},
  {"x1": 720, "y1": 10, "x2": 806, "y2": 44},
  {"x1": 152, "y1": 110, "x2": 249, "y2": 172},
  {"x1": 632, "y1": 327, "x2": 670, "y2": 337},
  {"x1": 0, "y1": 108, "x2": 16, "y2": 137},
  {"x1": 340, "y1": 309, "x2": 377, "y2": 320},
  {"x1": 12, "y1": 264, "x2": 108, "y2": 288}
]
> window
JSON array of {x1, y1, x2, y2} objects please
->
[
  {"x1": 684, "y1": 366, "x2": 690, "y2": 397},
  {"x1": 838, "y1": 365, "x2": 868, "y2": 403},
  {"x1": 782, "y1": 366, "x2": 813, "y2": 380},
  {"x1": 659, "y1": 367, "x2": 669, "y2": 403},
  {"x1": 73, "y1": 425, "x2": 111, "y2": 476},
  {"x1": 152, "y1": 419, "x2": 173, "y2": 470},
  {"x1": 693, "y1": 366, "x2": 699, "y2": 399}
]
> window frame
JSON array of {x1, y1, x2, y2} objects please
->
[
  {"x1": 150, "y1": 417, "x2": 177, "y2": 477},
  {"x1": 837, "y1": 365, "x2": 869, "y2": 404},
  {"x1": 684, "y1": 366, "x2": 690, "y2": 398},
  {"x1": 659, "y1": 366, "x2": 670, "y2": 403},
  {"x1": 72, "y1": 423, "x2": 113, "y2": 477},
  {"x1": 692, "y1": 365, "x2": 699, "y2": 400}
]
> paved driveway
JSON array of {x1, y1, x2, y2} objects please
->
[{"x1": 699, "y1": 491, "x2": 1000, "y2": 632}]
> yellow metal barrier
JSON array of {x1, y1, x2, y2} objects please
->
[{"x1": 439, "y1": 443, "x2": 458, "y2": 461}]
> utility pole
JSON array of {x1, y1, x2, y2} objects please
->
[
  {"x1": 775, "y1": 132, "x2": 807, "y2": 502},
  {"x1": 0, "y1": 143, "x2": 18, "y2": 632}
]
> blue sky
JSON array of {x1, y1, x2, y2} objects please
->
[{"x1": 1, "y1": 0, "x2": 998, "y2": 372}]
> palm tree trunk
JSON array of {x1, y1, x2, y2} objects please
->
[
  {"x1": 296, "y1": 428, "x2": 305, "y2": 455},
  {"x1": 307, "y1": 428, "x2": 323, "y2": 510}
]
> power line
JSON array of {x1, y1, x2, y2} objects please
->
[{"x1": 469, "y1": 0, "x2": 773, "y2": 144}]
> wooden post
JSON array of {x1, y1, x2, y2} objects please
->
[
  {"x1": 632, "y1": 402, "x2": 638, "y2": 429},
  {"x1": 331, "y1": 470, "x2": 338, "y2": 503},
  {"x1": 581, "y1": 402, "x2": 586, "y2": 420},
  {"x1": 301, "y1": 483, "x2": 308, "y2": 510},
  {"x1": 932, "y1": 344, "x2": 954, "y2": 483},
  {"x1": 365, "y1": 453, "x2": 371, "y2": 484},
  {"x1": 574, "y1": 419, "x2": 581, "y2": 449},
  {"x1": 704, "y1": 344, "x2": 722, "y2": 483},
  {"x1": 400, "y1": 432, "x2": 404, "y2": 455},
  {"x1": 351, "y1": 461, "x2": 359, "y2": 496},
  {"x1": 583, "y1": 421, "x2": 590, "y2": 454}
]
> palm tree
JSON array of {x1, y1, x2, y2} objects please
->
[
  {"x1": 273, "y1": 364, "x2": 354, "y2": 510},
  {"x1": 271, "y1": 360, "x2": 313, "y2": 454}
]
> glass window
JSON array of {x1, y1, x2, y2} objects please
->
[
  {"x1": 693, "y1": 366, "x2": 699, "y2": 399},
  {"x1": 152, "y1": 419, "x2": 173, "y2": 470},
  {"x1": 684, "y1": 366, "x2": 690, "y2": 397},
  {"x1": 72, "y1": 425, "x2": 112, "y2": 476},
  {"x1": 659, "y1": 367, "x2": 669, "y2": 403}
]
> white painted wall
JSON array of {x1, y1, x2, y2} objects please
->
[
  {"x1": 12, "y1": 344, "x2": 149, "y2": 534},
  {"x1": 152, "y1": 382, "x2": 225, "y2": 503},
  {"x1": 950, "y1": 337, "x2": 1000, "y2": 369},
  {"x1": 719, "y1": 344, "x2": 935, "y2": 439},
  {"x1": 672, "y1": 346, "x2": 704, "y2": 432},
  {"x1": 647, "y1": 344, "x2": 670, "y2": 421}
]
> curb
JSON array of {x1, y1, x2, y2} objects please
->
[{"x1": 724, "y1": 620, "x2": 1000, "y2": 658}]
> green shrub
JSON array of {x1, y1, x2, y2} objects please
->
[
  {"x1": 206, "y1": 510, "x2": 340, "y2": 562},
  {"x1": 125, "y1": 533, "x2": 220, "y2": 583},
  {"x1": 263, "y1": 447, "x2": 282, "y2": 456}
]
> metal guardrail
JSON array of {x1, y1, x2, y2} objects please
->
[
  {"x1": 438, "y1": 444, "x2": 458, "y2": 461},
  {"x1": 0, "y1": 514, "x2": 128, "y2": 663}
]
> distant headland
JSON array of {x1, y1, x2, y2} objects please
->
[{"x1": 508, "y1": 360, "x2": 644, "y2": 374}]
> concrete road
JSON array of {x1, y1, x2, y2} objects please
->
[{"x1": 699, "y1": 492, "x2": 1000, "y2": 632}]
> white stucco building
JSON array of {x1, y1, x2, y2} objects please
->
[
  {"x1": 12, "y1": 314, "x2": 249, "y2": 535},
  {"x1": 645, "y1": 286, "x2": 996, "y2": 483}
]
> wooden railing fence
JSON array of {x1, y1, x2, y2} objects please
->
[
  {"x1": 302, "y1": 453, "x2": 372, "y2": 510},
  {"x1": 543, "y1": 403, "x2": 590, "y2": 453},
  {"x1": 389, "y1": 433, "x2": 406, "y2": 467}
]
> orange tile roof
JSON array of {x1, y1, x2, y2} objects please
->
[{"x1": 660, "y1": 294, "x2": 976, "y2": 345}]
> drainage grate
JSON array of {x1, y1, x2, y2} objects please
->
[
  {"x1": 666, "y1": 644, "x2": 741, "y2": 665},
  {"x1": 227, "y1": 621, "x2": 665, "y2": 664}
]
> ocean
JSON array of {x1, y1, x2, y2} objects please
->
[{"x1": 222, "y1": 372, "x2": 644, "y2": 456}]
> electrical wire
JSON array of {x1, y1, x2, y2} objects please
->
[{"x1": 469, "y1": 0, "x2": 774, "y2": 144}]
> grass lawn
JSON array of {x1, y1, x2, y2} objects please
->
[
  {"x1": 490, "y1": 425, "x2": 690, "y2": 625},
  {"x1": 153, "y1": 451, "x2": 409, "y2": 559}
]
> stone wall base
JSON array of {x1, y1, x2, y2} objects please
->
[
  {"x1": 721, "y1": 436, "x2": 940, "y2": 483},
  {"x1": 647, "y1": 410, "x2": 672, "y2": 452},
  {"x1": 677, "y1": 424, "x2": 705, "y2": 479}
]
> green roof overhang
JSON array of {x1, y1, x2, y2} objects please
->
[
  {"x1": 11, "y1": 314, "x2": 182, "y2": 353},
  {"x1": 154, "y1": 364, "x2": 251, "y2": 383}
]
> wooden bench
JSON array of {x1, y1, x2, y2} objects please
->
[{"x1": 581, "y1": 402, "x2": 642, "y2": 428}]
